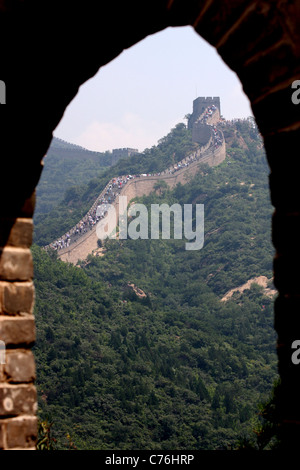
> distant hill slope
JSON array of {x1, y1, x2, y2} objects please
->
[
  {"x1": 51, "y1": 136, "x2": 93, "y2": 151},
  {"x1": 32, "y1": 117, "x2": 278, "y2": 450},
  {"x1": 53, "y1": 106, "x2": 225, "y2": 264},
  {"x1": 35, "y1": 137, "x2": 113, "y2": 217},
  {"x1": 34, "y1": 123, "x2": 196, "y2": 245},
  {"x1": 50, "y1": 137, "x2": 111, "y2": 162}
]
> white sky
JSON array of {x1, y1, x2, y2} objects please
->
[{"x1": 53, "y1": 26, "x2": 253, "y2": 153}]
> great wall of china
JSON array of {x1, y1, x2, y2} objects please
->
[{"x1": 46, "y1": 98, "x2": 226, "y2": 265}]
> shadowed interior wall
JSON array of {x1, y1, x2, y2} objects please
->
[{"x1": 0, "y1": 0, "x2": 299, "y2": 449}]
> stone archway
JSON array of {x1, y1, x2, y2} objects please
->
[{"x1": 0, "y1": 0, "x2": 299, "y2": 450}]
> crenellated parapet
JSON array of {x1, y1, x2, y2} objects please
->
[
  {"x1": 188, "y1": 97, "x2": 221, "y2": 130},
  {"x1": 52, "y1": 100, "x2": 225, "y2": 264}
]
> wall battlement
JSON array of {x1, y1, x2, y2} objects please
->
[
  {"x1": 56, "y1": 101, "x2": 225, "y2": 265},
  {"x1": 0, "y1": 0, "x2": 297, "y2": 451},
  {"x1": 111, "y1": 148, "x2": 139, "y2": 166},
  {"x1": 59, "y1": 140, "x2": 226, "y2": 265},
  {"x1": 188, "y1": 96, "x2": 221, "y2": 130}
]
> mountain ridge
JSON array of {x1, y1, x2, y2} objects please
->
[{"x1": 32, "y1": 112, "x2": 278, "y2": 450}]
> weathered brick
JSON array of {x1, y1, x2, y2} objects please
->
[
  {"x1": 0, "y1": 416, "x2": 37, "y2": 449},
  {"x1": 272, "y1": 211, "x2": 300, "y2": 255},
  {"x1": 0, "y1": 218, "x2": 33, "y2": 248},
  {"x1": 217, "y1": 3, "x2": 284, "y2": 71},
  {"x1": 0, "y1": 384, "x2": 37, "y2": 416},
  {"x1": 0, "y1": 247, "x2": 33, "y2": 281},
  {"x1": 0, "y1": 281, "x2": 35, "y2": 315},
  {"x1": 20, "y1": 192, "x2": 36, "y2": 219},
  {"x1": 269, "y1": 170, "x2": 300, "y2": 212},
  {"x1": 0, "y1": 191, "x2": 36, "y2": 219},
  {"x1": 193, "y1": 0, "x2": 254, "y2": 47},
  {"x1": 239, "y1": 42, "x2": 300, "y2": 104},
  {"x1": 6, "y1": 415, "x2": 37, "y2": 449},
  {"x1": 273, "y1": 253, "x2": 300, "y2": 295},
  {"x1": 274, "y1": 295, "x2": 300, "y2": 338},
  {"x1": 0, "y1": 316, "x2": 35, "y2": 346},
  {"x1": 0, "y1": 421, "x2": 5, "y2": 449},
  {"x1": 276, "y1": 342, "x2": 300, "y2": 402},
  {"x1": 166, "y1": 0, "x2": 210, "y2": 27},
  {"x1": 252, "y1": 85, "x2": 300, "y2": 137},
  {"x1": 263, "y1": 128, "x2": 300, "y2": 172},
  {"x1": 2, "y1": 350, "x2": 36, "y2": 383}
]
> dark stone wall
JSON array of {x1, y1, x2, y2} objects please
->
[
  {"x1": 192, "y1": 123, "x2": 211, "y2": 146},
  {"x1": 0, "y1": 0, "x2": 300, "y2": 450}
]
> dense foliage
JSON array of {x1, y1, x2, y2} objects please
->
[
  {"x1": 35, "y1": 138, "x2": 112, "y2": 217},
  {"x1": 32, "y1": 119, "x2": 279, "y2": 450},
  {"x1": 33, "y1": 124, "x2": 196, "y2": 246}
]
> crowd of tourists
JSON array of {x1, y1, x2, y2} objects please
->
[
  {"x1": 45, "y1": 177, "x2": 127, "y2": 251},
  {"x1": 45, "y1": 106, "x2": 223, "y2": 252},
  {"x1": 212, "y1": 126, "x2": 223, "y2": 148},
  {"x1": 199, "y1": 104, "x2": 218, "y2": 125}
]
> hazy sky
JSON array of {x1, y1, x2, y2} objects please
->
[{"x1": 54, "y1": 26, "x2": 253, "y2": 153}]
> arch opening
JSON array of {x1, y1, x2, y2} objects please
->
[
  {"x1": 33, "y1": 26, "x2": 271, "y2": 452},
  {"x1": 0, "y1": 0, "x2": 299, "y2": 450}
]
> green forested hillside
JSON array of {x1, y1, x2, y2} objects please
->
[
  {"x1": 33, "y1": 124, "x2": 196, "y2": 246},
  {"x1": 34, "y1": 137, "x2": 112, "y2": 217},
  {"x1": 32, "y1": 119, "x2": 279, "y2": 450}
]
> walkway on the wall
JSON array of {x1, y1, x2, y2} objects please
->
[{"x1": 45, "y1": 106, "x2": 226, "y2": 264}]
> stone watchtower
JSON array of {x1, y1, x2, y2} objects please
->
[
  {"x1": 111, "y1": 148, "x2": 139, "y2": 166},
  {"x1": 187, "y1": 97, "x2": 221, "y2": 146},
  {"x1": 188, "y1": 96, "x2": 221, "y2": 130}
]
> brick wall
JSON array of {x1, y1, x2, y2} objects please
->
[
  {"x1": 0, "y1": 0, "x2": 299, "y2": 450},
  {"x1": 0, "y1": 197, "x2": 38, "y2": 449},
  {"x1": 188, "y1": 97, "x2": 221, "y2": 129},
  {"x1": 58, "y1": 139, "x2": 225, "y2": 265}
]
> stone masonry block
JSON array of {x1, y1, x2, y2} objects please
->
[
  {"x1": 0, "y1": 218, "x2": 33, "y2": 248},
  {"x1": 193, "y1": 0, "x2": 254, "y2": 47},
  {"x1": 239, "y1": 42, "x2": 300, "y2": 104},
  {"x1": 276, "y1": 342, "x2": 300, "y2": 401},
  {"x1": 252, "y1": 85, "x2": 300, "y2": 137},
  {"x1": 0, "y1": 422, "x2": 4, "y2": 449},
  {"x1": 263, "y1": 128, "x2": 300, "y2": 172},
  {"x1": 0, "y1": 415, "x2": 37, "y2": 450},
  {"x1": 217, "y1": 2, "x2": 284, "y2": 72},
  {"x1": 0, "y1": 281, "x2": 35, "y2": 315},
  {"x1": 0, "y1": 316, "x2": 35, "y2": 346},
  {"x1": 20, "y1": 192, "x2": 36, "y2": 218},
  {"x1": 274, "y1": 295, "x2": 300, "y2": 339},
  {"x1": 272, "y1": 211, "x2": 300, "y2": 255},
  {"x1": 0, "y1": 384, "x2": 37, "y2": 416},
  {"x1": 6, "y1": 415, "x2": 37, "y2": 449},
  {"x1": 0, "y1": 247, "x2": 33, "y2": 281},
  {"x1": 0, "y1": 350, "x2": 36, "y2": 384},
  {"x1": 273, "y1": 253, "x2": 300, "y2": 295},
  {"x1": 269, "y1": 170, "x2": 300, "y2": 212},
  {"x1": 1, "y1": 191, "x2": 36, "y2": 219}
]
